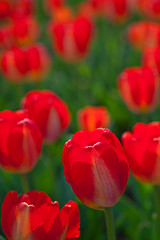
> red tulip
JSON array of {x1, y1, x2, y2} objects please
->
[
  {"x1": 127, "y1": 21, "x2": 160, "y2": 50},
  {"x1": 1, "y1": 190, "x2": 80, "y2": 240},
  {"x1": 118, "y1": 66, "x2": 159, "y2": 113},
  {"x1": 26, "y1": 44, "x2": 51, "y2": 82},
  {"x1": 138, "y1": 0, "x2": 160, "y2": 19},
  {"x1": 49, "y1": 16, "x2": 94, "y2": 62},
  {"x1": 142, "y1": 46, "x2": 160, "y2": 76},
  {"x1": 11, "y1": 0, "x2": 35, "y2": 20},
  {"x1": 13, "y1": 16, "x2": 40, "y2": 45},
  {"x1": 45, "y1": 0, "x2": 65, "y2": 16},
  {"x1": 0, "y1": 110, "x2": 42, "y2": 173},
  {"x1": 63, "y1": 128, "x2": 129, "y2": 209},
  {"x1": 0, "y1": 0, "x2": 11, "y2": 18},
  {"x1": 21, "y1": 90, "x2": 71, "y2": 143},
  {"x1": 122, "y1": 122, "x2": 160, "y2": 185},
  {"x1": 1, "y1": 47, "x2": 29, "y2": 83},
  {"x1": 0, "y1": 23, "x2": 14, "y2": 49},
  {"x1": 78, "y1": 106, "x2": 110, "y2": 131}
]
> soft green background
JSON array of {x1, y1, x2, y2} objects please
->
[{"x1": 0, "y1": 1, "x2": 159, "y2": 239}]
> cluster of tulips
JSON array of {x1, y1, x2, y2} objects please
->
[{"x1": 0, "y1": 0, "x2": 160, "y2": 240}]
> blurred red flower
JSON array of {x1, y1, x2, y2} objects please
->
[
  {"x1": 138, "y1": 0, "x2": 160, "y2": 19},
  {"x1": 49, "y1": 15, "x2": 94, "y2": 62},
  {"x1": 0, "y1": 0, "x2": 11, "y2": 18},
  {"x1": 118, "y1": 66, "x2": 159, "y2": 113},
  {"x1": 11, "y1": 0, "x2": 35, "y2": 20},
  {"x1": 77, "y1": 106, "x2": 110, "y2": 131},
  {"x1": 1, "y1": 190, "x2": 80, "y2": 240},
  {"x1": 63, "y1": 128, "x2": 129, "y2": 209},
  {"x1": 22, "y1": 90, "x2": 71, "y2": 143},
  {"x1": 127, "y1": 21, "x2": 160, "y2": 49},
  {"x1": 0, "y1": 110, "x2": 42, "y2": 173},
  {"x1": 122, "y1": 122, "x2": 160, "y2": 184}
]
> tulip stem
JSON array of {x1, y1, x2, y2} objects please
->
[
  {"x1": 104, "y1": 207, "x2": 116, "y2": 240},
  {"x1": 20, "y1": 174, "x2": 30, "y2": 193},
  {"x1": 153, "y1": 186, "x2": 160, "y2": 234}
]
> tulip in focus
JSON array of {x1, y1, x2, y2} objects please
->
[
  {"x1": 78, "y1": 106, "x2": 110, "y2": 131},
  {"x1": 0, "y1": 110, "x2": 42, "y2": 173},
  {"x1": 63, "y1": 128, "x2": 129, "y2": 209},
  {"x1": 1, "y1": 190, "x2": 80, "y2": 240},
  {"x1": 142, "y1": 46, "x2": 160, "y2": 76},
  {"x1": 21, "y1": 90, "x2": 71, "y2": 143},
  {"x1": 138, "y1": 0, "x2": 160, "y2": 20},
  {"x1": 49, "y1": 15, "x2": 94, "y2": 62},
  {"x1": 0, "y1": 47, "x2": 28, "y2": 83},
  {"x1": 118, "y1": 66, "x2": 159, "y2": 113},
  {"x1": 122, "y1": 122, "x2": 160, "y2": 185},
  {"x1": 127, "y1": 21, "x2": 160, "y2": 49}
]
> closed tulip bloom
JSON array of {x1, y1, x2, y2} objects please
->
[
  {"x1": 118, "y1": 67, "x2": 159, "y2": 113},
  {"x1": 49, "y1": 16, "x2": 94, "y2": 62},
  {"x1": 63, "y1": 128, "x2": 129, "y2": 209},
  {"x1": 1, "y1": 190, "x2": 80, "y2": 240},
  {"x1": 26, "y1": 44, "x2": 51, "y2": 81},
  {"x1": 127, "y1": 21, "x2": 160, "y2": 49},
  {"x1": 0, "y1": 0, "x2": 11, "y2": 18},
  {"x1": 1, "y1": 47, "x2": 29, "y2": 83},
  {"x1": 78, "y1": 106, "x2": 110, "y2": 131},
  {"x1": 13, "y1": 16, "x2": 40, "y2": 45},
  {"x1": 143, "y1": 46, "x2": 160, "y2": 76},
  {"x1": 0, "y1": 110, "x2": 42, "y2": 173},
  {"x1": 122, "y1": 122, "x2": 160, "y2": 185},
  {"x1": 21, "y1": 90, "x2": 71, "y2": 143},
  {"x1": 138, "y1": 0, "x2": 160, "y2": 19}
]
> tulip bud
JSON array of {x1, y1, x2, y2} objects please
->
[
  {"x1": 0, "y1": 110, "x2": 42, "y2": 173},
  {"x1": 21, "y1": 90, "x2": 71, "y2": 143},
  {"x1": 49, "y1": 16, "x2": 94, "y2": 62},
  {"x1": 127, "y1": 21, "x2": 160, "y2": 50},
  {"x1": 78, "y1": 106, "x2": 110, "y2": 131},
  {"x1": 1, "y1": 47, "x2": 29, "y2": 83},
  {"x1": 118, "y1": 66, "x2": 159, "y2": 113},
  {"x1": 122, "y1": 122, "x2": 160, "y2": 185},
  {"x1": 1, "y1": 190, "x2": 80, "y2": 240},
  {"x1": 63, "y1": 128, "x2": 129, "y2": 209}
]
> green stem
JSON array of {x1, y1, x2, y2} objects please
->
[
  {"x1": 104, "y1": 207, "x2": 116, "y2": 240},
  {"x1": 153, "y1": 186, "x2": 160, "y2": 237},
  {"x1": 20, "y1": 174, "x2": 30, "y2": 193}
]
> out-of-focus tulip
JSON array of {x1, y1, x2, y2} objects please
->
[
  {"x1": 118, "y1": 66, "x2": 159, "y2": 113},
  {"x1": 0, "y1": 110, "x2": 42, "y2": 173},
  {"x1": 51, "y1": 6, "x2": 73, "y2": 23},
  {"x1": 21, "y1": 90, "x2": 71, "y2": 143},
  {"x1": 122, "y1": 122, "x2": 160, "y2": 185},
  {"x1": 1, "y1": 190, "x2": 80, "y2": 240},
  {"x1": 45, "y1": 0, "x2": 65, "y2": 16},
  {"x1": 49, "y1": 16, "x2": 94, "y2": 62},
  {"x1": 26, "y1": 44, "x2": 51, "y2": 82},
  {"x1": 13, "y1": 16, "x2": 40, "y2": 45},
  {"x1": 127, "y1": 21, "x2": 160, "y2": 50},
  {"x1": 0, "y1": 24, "x2": 14, "y2": 49},
  {"x1": 0, "y1": 0, "x2": 11, "y2": 18},
  {"x1": 142, "y1": 46, "x2": 160, "y2": 76},
  {"x1": 63, "y1": 128, "x2": 129, "y2": 209},
  {"x1": 0, "y1": 47, "x2": 29, "y2": 83},
  {"x1": 138, "y1": 0, "x2": 160, "y2": 20},
  {"x1": 11, "y1": 0, "x2": 34, "y2": 20},
  {"x1": 78, "y1": 106, "x2": 110, "y2": 131}
]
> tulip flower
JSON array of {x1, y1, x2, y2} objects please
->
[
  {"x1": 1, "y1": 47, "x2": 29, "y2": 83},
  {"x1": 122, "y1": 122, "x2": 160, "y2": 184},
  {"x1": 26, "y1": 44, "x2": 51, "y2": 82},
  {"x1": 21, "y1": 90, "x2": 71, "y2": 143},
  {"x1": 63, "y1": 128, "x2": 129, "y2": 209},
  {"x1": 138, "y1": 0, "x2": 160, "y2": 20},
  {"x1": 118, "y1": 66, "x2": 159, "y2": 114},
  {"x1": 49, "y1": 15, "x2": 94, "y2": 62},
  {"x1": 142, "y1": 46, "x2": 160, "y2": 76},
  {"x1": 127, "y1": 21, "x2": 160, "y2": 49},
  {"x1": 78, "y1": 106, "x2": 110, "y2": 131},
  {"x1": 0, "y1": 0, "x2": 11, "y2": 18},
  {"x1": 0, "y1": 110, "x2": 42, "y2": 173},
  {"x1": 0, "y1": 24, "x2": 14, "y2": 49},
  {"x1": 45, "y1": 0, "x2": 64, "y2": 16},
  {"x1": 1, "y1": 190, "x2": 80, "y2": 240},
  {"x1": 63, "y1": 128, "x2": 129, "y2": 239},
  {"x1": 11, "y1": 0, "x2": 34, "y2": 20}
]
